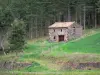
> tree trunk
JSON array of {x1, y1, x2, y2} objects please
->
[
  {"x1": 83, "y1": 5, "x2": 86, "y2": 30},
  {"x1": 40, "y1": 18, "x2": 43, "y2": 36},
  {"x1": 75, "y1": 8, "x2": 78, "y2": 23},
  {"x1": 35, "y1": 17, "x2": 38, "y2": 38},
  {"x1": 80, "y1": 11, "x2": 82, "y2": 25},
  {"x1": 53, "y1": 16, "x2": 56, "y2": 22},
  {"x1": 0, "y1": 36, "x2": 1, "y2": 50},
  {"x1": 29, "y1": 18, "x2": 33, "y2": 39},
  {"x1": 68, "y1": 4, "x2": 71, "y2": 21},
  {"x1": 95, "y1": 9, "x2": 97, "y2": 28},
  {"x1": 0, "y1": 35, "x2": 6, "y2": 55},
  {"x1": 58, "y1": 12, "x2": 62, "y2": 22},
  {"x1": 1, "y1": 40, "x2": 6, "y2": 55},
  {"x1": 46, "y1": 20, "x2": 50, "y2": 36}
]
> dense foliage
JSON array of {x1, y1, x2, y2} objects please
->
[
  {"x1": 0, "y1": 0, "x2": 100, "y2": 52},
  {"x1": 9, "y1": 19, "x2": 26, "y2": 51}
]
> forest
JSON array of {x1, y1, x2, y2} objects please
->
[
  {"x1": 0, "y1": 0, "x2": 100, "y2": 52},
  {"x1": 1, "y1": 0, "x2": 100, "y2": 53},
  {"x1": 0, "y1": 0, "x2": 100, "y2": 75}
]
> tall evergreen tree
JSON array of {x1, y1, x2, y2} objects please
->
[{"x1": 9, "y1": 19, "x2": 26, "y2": 52}]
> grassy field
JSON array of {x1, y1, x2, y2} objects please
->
[
  {"x1": 0, "y1": 70, "x2": 100, "y2": 75},
  {"x1": 48, "y1": 32, "x2": 100, "y2": 57},
  {"x1": 0, "y1": 28, "x2": 100, "y2": 75},
  {"x1": 60, "y1": 32, "x2": 100, "y2": 53}
]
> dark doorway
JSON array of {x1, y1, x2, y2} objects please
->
[{"x1": 59, "y1": 35, "x2": 64, "y2": 42}]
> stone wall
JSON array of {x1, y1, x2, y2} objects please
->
[
  {"x1": 0, "y1": 61, "x2": 32, "y2": 70},
  {"x1": 75, "y1": 27, "x2": 83, "y2": 38},
  {"x1": 49, "y1": 25, "x2": 82, "y2": 42},
  {"x1": 49, "y1": 28, "x2": 68, "y2": 42},
  {"x1": 77, "y1": 62, "x2": 100, "y2": 70}
]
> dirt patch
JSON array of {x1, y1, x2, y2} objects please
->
[
  {"x1": 56, "y1": 61, "x2": 100, "y2": 70},
  {"x1": 77, "y1": 62, "x2": 100, "y2": 70},
  {"x1": 56, "y1": 61, "x2": 77, "y2": 70},
  {"x1": 0, "y1": 61, "x2": 32, "y2": 70}
]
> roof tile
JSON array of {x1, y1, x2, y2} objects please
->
[{"x1": 49, "y1": 22, "x2": 75, "y2": 28}]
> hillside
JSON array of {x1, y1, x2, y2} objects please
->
[
  {"x1": 0, "y1": 0, "x2": 100, "y2": 75},
  {"x1": 53, "y1": 32, "x2": 100, "y2": 54},
  {"x1": 0, "y1": 29, "x2": 100, "y2": 75}
]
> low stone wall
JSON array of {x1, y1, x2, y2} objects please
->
[
  {"x1": 57, "y1": 61, "x2": 100, "y2": 70},
  {"x1": 0, "y1": 61, "x2": 32, "y2": 70},
  {"x1": 77, "y1": 62, "x2": 100, "y2": 70}
]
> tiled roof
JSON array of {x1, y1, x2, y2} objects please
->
[{"x1": 49, "y1": 22, "x2": 75, "y2": 28}]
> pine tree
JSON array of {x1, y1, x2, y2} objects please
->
[{"x1": 9, "y1": 19, "x2": 26, "y2": 52}]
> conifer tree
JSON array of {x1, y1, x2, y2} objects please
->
[{"x1": 9, "y1": 19, "x2": 26, "y2": 52}]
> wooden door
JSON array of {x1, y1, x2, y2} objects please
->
[{"x1": 59, "y1": 35, "x2": 64, "y2": 42}]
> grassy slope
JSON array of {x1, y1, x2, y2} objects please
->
[
  {"x1": 1, "y1": 29, "x2": 100, "y2": 75},
  {"x1": 61, "y1": 32, "x2": 100, "y2": 53},
  {"x1": 48, "y1": 29, "x2": 100, "y2": 57},
  {"x1": 16, "y1": 29, "x2": 100, "y2": 73}
]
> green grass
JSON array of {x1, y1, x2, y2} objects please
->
[
  {"x1": 21, "y1": 40, "x2": 62, "y2": 59},
  {"x1": 22, "y1": 61, "x2": 51, "y2": 72},
  {"x1": 17, "y1": 29, "x2": 100, "y2": 73},
  {"x1": 1, "y1": 70, "x2": 100, "y2": 75},
  {"x1": 25, "y1": 31, "x2": 100, "y2": 55},
  {"x1": 58, "y1": 32, "x2": 100, "y2": 53},
  {"x1": 1, "y1": 29, "x2": 100, "y2": 74}
]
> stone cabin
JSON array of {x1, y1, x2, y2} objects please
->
[{"x1": 48, "y1": 22, "x2": 83, "y2": 42}]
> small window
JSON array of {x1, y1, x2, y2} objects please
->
[
  {"x1": 54, "y1": 36, "x2": 56, "y2": 39},
  {"x1": 61, "y1": 29, "x2": 62, "y2": 32},
  {"x1": 73, "y1": 28, "x2": 75, "y2": 32},
  {"x1": 54, "y1": 29, "x2": 55, "y2": 32},
  {"x1": 73, "y1": 27, "x2": 75, "y2": 32},
  {"x1": 73, "y1": 27, "x2": 75, "y2": 28},
  {"x1": 73, "y1": 28, "x2": 75, "y2": 35}
]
